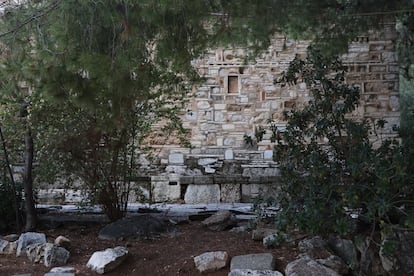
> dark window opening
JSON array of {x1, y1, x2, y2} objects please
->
[{"x1": 228, "y1": 76, "x2": 239, "y2": 93}]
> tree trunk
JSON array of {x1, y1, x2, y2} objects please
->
[
  {"x1": 23, "y1": 129, "x2": 36, "y2": 231},
  {"x1": 0, "y1": 126, "x2": 21, "y2": 229}
]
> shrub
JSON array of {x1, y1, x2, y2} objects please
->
[{"x1": 270, "y1": 48, "x2": 414, "y2": 236}]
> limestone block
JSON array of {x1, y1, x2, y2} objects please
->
[
  {"x1": 193, "y1": 251, "x2": 228, "y2": 273},
  {"x1": 197, "y1": 100, "x2": 211, "y2": 109},
  {"x1": 285, "y1": 255, "x2": 340, "y2": 276},
  {"x1": 220, "y1": 184, "x2": 241, "y2": 203},
  {"x1": 16, "y1": 232, "x2": 46, "y2": 257},
  {"x1": 214, "y1": 103, "x2": 226, "y2": 110},
  {"x1": 168, "y1": 153, "x2": 184, "y2": 164},
  {"x1": 225, "y1": 149, "x2": 234, "y2": 160},
  {"x1": 217, "y1": 137, "x2": 224, "y2": 146},
  {"x1": 165, "y1": 165, "x2": 187, "y2": 175},
  {"x1": 214, "y1": 111, "x2": 226, "y2": 122},
  {"x1": 87, "y1": 246, "x2": 129, "y2": 274},
  {"x1": 263, "y1": 150, "x2": 273, "y2": 160},
  {"x1": 184, "y1": 184, "x2": 220, "y2": 204},
  {"x1": 223, "y1": 124, "x2": 235, "y2": 130},
  {"x1": 224, "y1": 137, "x2": 235, "y2": 146},
  {"x1": 152, "y1": 181, "x2": 181, "y2": 202},
  {"x1": 198, "y1": 158, "x2": 218, "y2": 166},
  {"x1": 230, "y1": 253, "x2": 275, "y2": 271}
]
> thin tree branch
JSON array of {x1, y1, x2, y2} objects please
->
[{"x1": 0, "y1": 0, "x2": 62, "y2": 38}]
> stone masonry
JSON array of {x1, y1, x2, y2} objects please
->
[
  {"x1": 33, "y1": 22, "x2": 400, "y2": 205},
  {"x1": 144, "y1": 21, "x2": 400, "y2": 204}
]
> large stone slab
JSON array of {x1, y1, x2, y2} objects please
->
[
  {"x1": 184, "y1": 184, "x2": 220, "y2": 204},
  {"x1": 285, "y1": 255, "x2": 340, "y2": 276},
  {"x1": 16, "y1": 232, "x2": 46, "y2": 257},
  {"x1": 99, "y1": 214, "x2": 166, "y2": 240},
  {"x1": 87, "y1": 246, "x2": 128, "y2": 274},
  {"x1": 193, "y1": 251, "x2": 228, "y2": 273},
  {"x1": 230, "y1": 253, "x2": 275, "y2": 271}
]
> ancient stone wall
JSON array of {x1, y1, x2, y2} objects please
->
[
  {"x1": 34, "y1": 22, "x2": 400, "y2": 205},
  {"x1": 145, "y1": 21, "x2": 400, "y2": 204}
]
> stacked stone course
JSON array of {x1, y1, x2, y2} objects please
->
[{"x1": 144, "y1": 21, "x2": 399, "y2": 204}]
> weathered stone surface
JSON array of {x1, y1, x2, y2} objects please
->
[
  {"x1": 328, "y1": 237, "x2": 358, "y2": 268},
  {"x1": 230, "y1": 253, "x2": 275, "y2": 271},
  {"x1": 98, "y1": 214, "x2": 166, "y2": 240},
  {"x1": 44, "y1": 243, "x2": 70, "y2": 267},
  {"x1": 26, "y1": 242, "x2": 70, "y2": 267},
  {"x1": 252, "y1": 228, "x2": 277, "y2": 241},
  {"x1": 3, "y1": 234, "x2": 19, "y2": 242},
  {"x1": 299, "y1": 236, "x2": 327, "y2": 252},
  {"x1": 16, "y1": 232, "x2": 46, "y2": 257},
  {"x1": 285, "y1": 255, "x2": 340, "y2": 276},
  {"x1": 54, "y1": 236, "x2": 71, "y2": 249},
  {"x1": 86, "y1": 246, "x2": 129, "y2": 274},
  {"x1": 380, "y1": 229, "x2": 414, "y2": 273},
  {"x1": 0, "y1": 239, "x2": 17, "y2": 255},
  {"x1": 184, "y1": 184, "x2": 220, "y2": 204},
  {"x1": 49, "y1": 266, "x2": 76, "y2": 273},
  {"x1": 221, "y1": 183, "x2": 241, "y2": 203},
  {"x1": 44, "y1": 273, "x2": 74, "y2": 276},
  {"x1": 193, "y1": 251, "x2": 228, "y2": 273},
  {"x1": 202, "y1": 210, "x2": 237, "y2": 231},
  {"x1": 316, "y1": 255, "x2": 349, "y2": 275},
  {"x1": 229, "y1": 269, "x2": 283, "y2": 276},
  {"x1": 168, "y1": 153, "x2": 184, "y2": 164}
]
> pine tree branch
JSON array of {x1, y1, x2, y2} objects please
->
[{"x1": 0, "y1": 0, "x2": 61, "y2": 38}]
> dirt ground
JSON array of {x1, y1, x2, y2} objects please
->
[{"x1": 0, "y1": 220, "x2": 299, "y2": 276}]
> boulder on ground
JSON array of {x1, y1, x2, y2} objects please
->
[
  {"x1": 0, "y1": 239, "x2": 17, "y2": 255},
  {"x1": 86, "y1": 246, "x2": 128, "y2": 274},
  {"x1": 54, "y1": 236, "x2": 71, "y2": 249},
  {"x1": 201, "y1": 210, "x2": 237, "y2": 231},
  {"x1": 230, "y1": 253, "x2": 275, "y2": 271},
  {"x1": 16, "y1": 232, "x2": 46, "y2": 257},
  {"x1": 229, "y1": 269, "x2": 284, "y2": 276},
  {"x1": 285, "y1": 255, "x2": 340, "y2": 276},
  {"x1": 98, "y1": 215, "x2": 166, "y2": 240},
  {"x1": 26, "y1": 242, "x2": 70, "y2": 267},
  {"x1": 193, "y1": 251, "x2": 228, "y2": 273}
]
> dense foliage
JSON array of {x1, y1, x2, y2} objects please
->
[{"x1": 271, "y1": 50, "x2": 414, "y2": 237}]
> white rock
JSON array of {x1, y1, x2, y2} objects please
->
[
  {"x1": 194, "y1": 251, "x2": 228, "y2": 273},
  {"x1": 229, "y1": 269, "x2": 284, "y2": 276},
  {"x1": 87, "y1": 246, "x2": 129, "y2": 274},
  {"x1": 0, "y1": 239, "x2": 17, "y2": 255},
  {"x1": 16, "y1": 232, "x2": 46, "y2": 257},
  {"x1": 285, "y1": 255, "x2": 340, "y2": 276}
]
